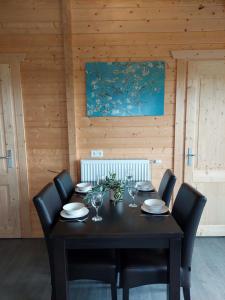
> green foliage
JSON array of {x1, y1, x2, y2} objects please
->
[
  {"x1": 84, "y1": 173, "x2": 124, "y2": 204},
  {"x1": 104, "y1": 173, "x2": 124, "y2": 201},
  {"x1": 83, "y1": 184, "x2": 105, "y2": 205}
]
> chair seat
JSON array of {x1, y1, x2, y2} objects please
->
[
  {"x1": 120, "y1": 249, "x2": 191, "y2": 289},
  {"x1": 121, "y1": 248, "x2": 168, "y2": 270},
  {"x1": 120, "y1": 249, "x2": 168, "y2": 287},
  {"x1": 68, "y1": 249, "x2": 117, "y2": 282},
  {"x1": 120, "y1": 183, "x2": 207, "y2": 300}
]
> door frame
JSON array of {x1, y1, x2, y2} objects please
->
[
  {"x1": 61, "y1": 0, "x2": 78, "y2": 182},
  {"x1": 173, "y1": 50, "x2": 225, "y2": 194},
  {"x1": 0, "y1": 54, "x2": 31, "y2": 237},
  {"x1": 172, "y1": 50, "x2": 225, "y2": 236}
]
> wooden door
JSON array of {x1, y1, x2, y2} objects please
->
[
  {"x1": 0, "y1": 64, "x2": 21, "y2": 237},
  {"x1": 184, "y1": 60, "x2": 225, "y2": 236}
]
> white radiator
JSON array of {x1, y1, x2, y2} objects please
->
[{"x1": 80, "y1": 159, "x2": 151, "y2": 182}]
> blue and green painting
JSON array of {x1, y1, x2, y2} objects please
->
[{"x1": 86, "y1": 61, "x2": 165, "y2": 117}]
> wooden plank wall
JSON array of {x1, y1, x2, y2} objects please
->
[
  {"x1": 71, "y1": 0, "x2": 225, "y2": 185},
  {"x1": 1, "y1": 0, "x2": 225, "y2": 237},
  {"x1": 0, "y1": 0, "x2": 69, "y2": 237}
]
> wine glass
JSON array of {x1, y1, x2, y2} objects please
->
[
  {"x1": 125, "y1": 167, "x2": 133, "y2": 187},
  {"x1": 128, "y1": 186, "x2": 138, "y2": 208},
  {"x1": 96, "y1": 171, "x2": 100, "y2": 186},
  {"x1": 96, "y1": 171, "x2": 105, "y2": 187},
  {"x1": 91, "y1": 192, "x2": 103, "y2": 222}
]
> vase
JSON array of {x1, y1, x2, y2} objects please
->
[{"x1": 109, "y1": 189, "x2": 115, "y2": 201}]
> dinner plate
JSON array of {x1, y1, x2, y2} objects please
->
[
  {"x1": 60, "y1": 207, "x2": 89, "y2": 219},
  {"x1": 136, "y1": 182, "x2": 154, "y2": 192},
  {"x1": 141, "y1": 204, "x2": 169, "y2": 215},
  {"x1": 75, "y1": 187, "x2": 92, "y2": 194}
]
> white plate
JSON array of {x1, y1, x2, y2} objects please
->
[
  {"x1": 136, "y1": 182, "x2": 154, "y2": 192},
  {"x1": 60, "y1": 207, "x2": 89, "y2": 219},
  {"x1": 141, "y1": 204, "x2": 169, "y2": 215},
  {"x1": 75, "y1": 187, "x2": 92, "y2": 194},
  {"x1": 76, "y1": 182, "x2": 92, "y2": 189}
]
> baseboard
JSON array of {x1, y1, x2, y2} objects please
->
[{"x1": 197, "y1": 225, "x2": 225, "y2": 236}]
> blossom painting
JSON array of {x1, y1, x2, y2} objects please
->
[{"x1": 86, "y1": 61, "x2": 165, "y2": 117}]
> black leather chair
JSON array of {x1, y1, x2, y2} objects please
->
[
  {"x1": 54, "y1": 170, "x2": 74, "y2": 204},
  {"x1": 158, "y1": 169, "x2": 176, "y2": 206},
  {"x1": 33, "y1": 183, "x2": 118, "y2": 300},
  {"x1": 120, "y1": 183, "x2": 207, "y2": 300}
]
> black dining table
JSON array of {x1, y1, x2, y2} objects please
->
[{"x1": 50, "y1": 188, "x2": 183, "y2": 300}]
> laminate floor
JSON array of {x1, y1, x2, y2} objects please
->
[{"x1": 0, "y1": 238, "x2": 224, "y2": 300}]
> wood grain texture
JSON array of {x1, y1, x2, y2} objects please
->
[
  {"x1": 184, "y1": 60, "x2": 225, "y2": 235},
  {"x1": 172, "y1": 49, "x2": 225, "y2": 59},
  {"x1": 72, "y1": 19, "x2": 225, "y2": 34},
  {"x1": 71, "y1": 0, "x2": 225, "y2": 191},
  {"x1": 10, "y1": 63, "x2": 31, "y2": 237},
  {"x1": 71, "y1": 0, "x2": 225, "y2": 9},
  {"x1": 1, "y1": 0, "x2": 225, "y2": 236},
  {"x1": 0, "y1": 65, "x2": 21, "y2": 237},
  {"x1": 0, "y1": 0, "x2": 68, "y2": 237},
  {"x1": 173, "y1": 60, "x2": 187, "y2": 197},
  {"x1": 72, "y1": 6, "x2": 225, "y2": 21},
  {"x1": 61, "y1": 0, "x2": 78, "y2": 181}
]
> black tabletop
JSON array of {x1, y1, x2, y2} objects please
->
[{"x1": 50, "y1": 189, "x2": 183, "y2": 241}]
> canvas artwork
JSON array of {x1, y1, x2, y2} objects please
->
[{"x1": 86, "y1": 61, "x2": 165, "y2": 117}]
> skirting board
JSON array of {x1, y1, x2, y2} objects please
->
[{"x1": 197, "y1": 225, "x2": 225, "y2": 237}]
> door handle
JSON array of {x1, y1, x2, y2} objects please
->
[
  {"x1": 0, "y1": 155, "x2": 9, "y2": 159},
  {"x1": 0, "y1": 149, "x2": 11, "y2": 159},
  {"x1": 187, "y1": 148, "x2": 195, "y2": 166},
  {"x1": 0, "y1": 150, "x2": 13, "y2": 168}
]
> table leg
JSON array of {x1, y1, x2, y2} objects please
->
[
  {"x1": 52, "y1": 239, "x2": 69, "y2": 300},
  {"x1": 167, "y1": 238, "x2": 181, "y2": 300}
]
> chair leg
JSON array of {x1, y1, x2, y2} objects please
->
[
  {"x1": 118, "y1": 273, "x2": 122, "y2": 288},
  {"x1": 123, "y1": 286, "x2": 129, "y2": 300},
  {"x1": 111, "y1": 281, "x2": 117, "y2": 300},
  {"x1": 183, "y1": 287, "x2": 191, "y2": 300},
  {"x1": 51, "y1": 289, "x2": 55, "y2": 300}
]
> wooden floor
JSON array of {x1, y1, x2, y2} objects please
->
[{"x1": 0, "y1": 238, "x2": 224, "y2": 300}]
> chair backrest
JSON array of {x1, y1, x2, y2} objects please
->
[
  {"x1": 33, "y1": 183, "x2": 62, "y2": 289},
  {"x1": 172, "y1": 183, "x2": 206, "y2": 270},
  {"x1": 54, "y1": 170, "x2": 74, "y2": 204},
  {"x1": 33, "y1": 183, "x2": 62, "y2": 237},
  {"x1": 158, "y1": 169, "x2": 176, "y2": 206}
]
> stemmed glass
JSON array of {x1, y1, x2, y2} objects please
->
[
  {"x1": 128, "y1": 186, "x2": 138, "y2": 208},
  {"x1": 91, "y1": 192, "x2": 103, "y2": 222},
  {"x1": 96, "y1": 171, "x2": 105, "y2": 187},
  {"x1": 125, "y1": 168, "x2": 133, "y2": 187}
]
